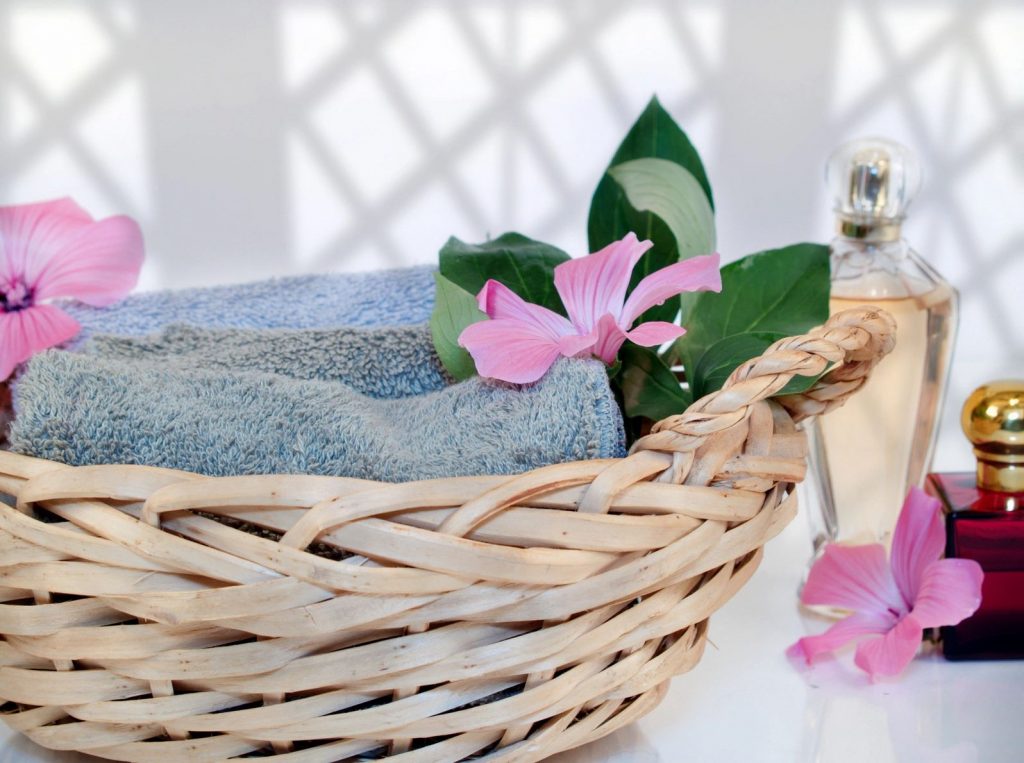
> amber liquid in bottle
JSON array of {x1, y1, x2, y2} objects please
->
[{"x1": 813, "y1": 267, "x2": 957, "y2": 548}]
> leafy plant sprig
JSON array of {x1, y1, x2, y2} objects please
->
[{"x1": 431, "y1": 96, "x2": 830, "y2": 439}]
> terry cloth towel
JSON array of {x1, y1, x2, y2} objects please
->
[
  {"x1": 85, "y1": 323, "x2": 452, "y2": 399},
  {"x1": 9, "y1": 351, "x2": 626, "y2": 481},
  {"x1": 62, "y1": 264, "x2": 437, "y2": 347}
]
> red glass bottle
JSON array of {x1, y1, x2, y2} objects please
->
[{"x1": 926, "y1": 380, "x2": 1024, "y2": 660}]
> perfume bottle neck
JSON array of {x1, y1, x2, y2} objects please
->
[
  {"x1": 830, "y1": 235, "x2": 911, "y2": 267},
  {"x1": 836, "y1": 216, "x2": 902, "y2": 243},
  {"x1": 977, "y1": 459, "x2": 1024, "y2": 495}
]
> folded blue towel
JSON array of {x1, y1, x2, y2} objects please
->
[
  {"x1": 63, "y1": 265, "x2": 436, "y2": 347},
  {"x1": 10, "y1": 349, "x2": 625, "y2": 481},
  {"x1": 19, "y1": 269, "x2": 627, "y2": 480},
  {"x1": 85, "y1": 323, "x2": 451, "y2": 399}
]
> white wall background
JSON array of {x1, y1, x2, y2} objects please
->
[{"x1": 1, "y1": 0, "x2": 1021, "y2": 468}]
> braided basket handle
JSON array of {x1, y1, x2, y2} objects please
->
[
  {"x1": 769, "y1": 307, "x2": 897, "y2": 423},
  {"x1": 636, "y1": 307, "x2": 896, "y2": 454}
]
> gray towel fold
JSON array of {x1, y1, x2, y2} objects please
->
[
  {"x1": 85, "y1": 323, "x2": 452, "y2": 399},
  {"x1": 62, "y1": 265, "x2": 437, "y2": 347},
  {"x1": 10, "y1": 349, "x2": 626, "y2": 481}
]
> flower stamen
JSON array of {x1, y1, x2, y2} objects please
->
[{"x1": 0, "y1": 278, "x2": 33, "y2": 313}]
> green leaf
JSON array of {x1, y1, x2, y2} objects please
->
[
  {"x1": 588, "y1": 96, "x2": 715, "y2": 325},
  {"x1": 617, "y1": 343, "x2": 692, "y2": 421},
  {"x1": 592, "y1": 95, "x2": 713, "y2": 210},
  {"x1": 608, "y1": 158, "x2": 716, "y2": 262},
  {"x1": 438, "y1": 232, "x2": 570, "y2": 314},
  {"x1": 430, "y1": 273, "x2": 486, "y2": 381},
  {"x1": 675, "y1": 242, "x2": 831, "y2": 376}
]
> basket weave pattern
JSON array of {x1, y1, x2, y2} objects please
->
[{"x1": 0, "y1": 308, "x2": 894, "y2": 762}]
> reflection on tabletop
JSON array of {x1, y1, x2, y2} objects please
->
[{"x1": 794, "y1": 646, "x2": 984, "y2": 763}]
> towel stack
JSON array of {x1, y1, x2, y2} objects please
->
[{"x1": 10, "y1": 267, "x2": 626, "y2": 482}]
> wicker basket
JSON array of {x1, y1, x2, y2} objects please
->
[{"x1": 0, "y1": 307, "x2": 894, "y2": 762}]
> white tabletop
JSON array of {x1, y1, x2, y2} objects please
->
[{"x1": 2, "y1": 485, "x2": 1021, "y2": 763}]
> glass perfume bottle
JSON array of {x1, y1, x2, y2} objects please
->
[
  {"x1": 808, "y1": 138, "x2": 958, "y2": 556},
  {"x1": 927, "y1": 380, "x2": 1024, "y2": 660}
]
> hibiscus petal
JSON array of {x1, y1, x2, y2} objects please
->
[
  {"x1": 0, "y1": 198, "x2": 92, "y2": 284},
  {"x1": 801, "y1": 542, "x2": 904, "y2": 615},
  {"x1": 34, "y1": 198, "x2": 92, "y2": 220},
  {"x1": 890, "y1": 487, "x2": 947, "y2": 608},
  {"x1": 557, "y1": 330, "x2": 599, "y2": 358},
  {"x1": 625, "y1": 321, "x2": 686, "y2": 347},
  {"x1": 553, "y1": 233, "x2": 652, "y2": 333},
  {"x1": 458, "y1": 318, "x2": 566, "y2": 384},
  {"x1": 0, "y1": 304, "x2": 80, "y2": 380},
  {"x1": 787, "y1": 610, "x2": 894, "y2": 666},
  {"x1": 591, "y1": 313, "x2": 629, "y2": 365},
  {"x1": 620, "y1": 253, "x2": 722, "y2": 328},
  {"x1": 476, "y1": 279, "x2": 578, "y2": 339},
  {"x1": 853, "y1": 614, "x2": 924, "y2": 679},
  {"x1": 909, "y1": 558, "x2": 984, "y2": 629},
  {"x1": 31, "y1": 215, "x2": 144, "y2": 306}
]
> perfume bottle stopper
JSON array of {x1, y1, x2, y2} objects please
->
[
  {"x1": 963, "y1": 380, "x2": 1024, "y2": 494},
  {"x1": 826, "y1": 137, "x2": 922, "y2": 241}
]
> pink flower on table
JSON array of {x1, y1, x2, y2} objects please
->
[
  {"x1": 458, "y1": 232, "x2": 721, "y2": 384},
  {"x1": 789, "y1": 487, "x2": 984, "y2": 680},
  {"x1": 0, "y1": 198, "x2": 144, "y2": 380}
]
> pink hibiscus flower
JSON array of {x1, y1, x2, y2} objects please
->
[
  {"x1": 0, "y1": 198, "x2": 144, "y2": 380},
  {"x1": 458, "y1": 232, "x2": 721, "y2": 384},
  {"x1": 789, "y1": 487, "x2": 984, "y2": 680}
]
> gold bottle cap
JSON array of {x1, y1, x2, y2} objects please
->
[{"x1": 962, "y1": 380, "x2": 1024, "y2": 493}]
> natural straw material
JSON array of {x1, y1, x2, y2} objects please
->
[{"x1": 0, "y1": 307, "x2": 894, "y2": 762}]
